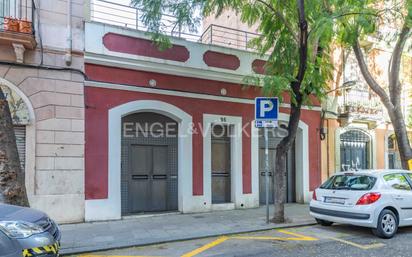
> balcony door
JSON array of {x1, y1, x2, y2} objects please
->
[{"x1": 0, "y1": 0, "x2": 18, "y2": 19}]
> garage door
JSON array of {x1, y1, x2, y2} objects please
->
[{"x1": 121, "y1": 112, "x2": 178, "y2": 215}]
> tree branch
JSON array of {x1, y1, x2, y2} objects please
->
[
  {"x1": 295, "y1": 0, "x2": 308, "y2": 86},
  {"x1": 389, "y1": 23, "x2": 411, "y2": 107},
  {"x1": 256, "y1": 0, "x2": 299, "y2": 42},
  {"x1": 352, "y1": 40, "x2": 393, "y2": 110},
  {"x1": 332, "y1": 11, "x2": 380, "y2": 19}
]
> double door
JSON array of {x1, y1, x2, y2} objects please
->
[{"x1": 127, "y1": 144, "x2": 176, "y2": 213}]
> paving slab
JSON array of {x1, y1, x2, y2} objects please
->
[{"x1": 60, "y1": 204, "x2": 315, "y2": 255}]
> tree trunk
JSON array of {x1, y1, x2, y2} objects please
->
[
  {"x1": 272, "y1": 0, "x2": 308, "y2": 223},
  {"x1": 352, "y1": 40, "x2": 412, "y2": 170},
  {"x1": 272, "y1": 103, "x2": 302, "y2": 223},
  {"x1": 387, "y1": 107, "x2": 412, "y2": 169},
  {"x1": 0, "y1": 86, "x2": 29, "y2": 206}
]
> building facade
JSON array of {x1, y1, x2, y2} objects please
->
[
  {"x1": 322, "y1": 46, "x2": 412, "y2": 179},
  {"x1": 204, "y1": 8, "x2": 412, "y2": 184},
  {"x1": 0, "y1": 0, "x2": 85, "y2": 223},
  {"x1": 82, "y1": 1, "x2": 322, "y2": 221},
  {"x1": 0, "y1": 0, "x2": 326, "y2": 223}
]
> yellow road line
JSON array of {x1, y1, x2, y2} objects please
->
[
  {"x1": 328, "y1": 237, "x2": 385, "y2": 250},
  {"x1": 277, "y1": 229, "x2": 318, "y2": 241},
  {"x1": 180, "y1": 236, "x2": 229, "y2": 257},
  {"x1": 80, "y1": 229, "x2": 317, "y2": 257},
  {"x1": 232, "y1": 229, "x2": 317, "y2": 241},
  {"x1": 231, "y1": 236, "x2": 315, "y2": 241}
]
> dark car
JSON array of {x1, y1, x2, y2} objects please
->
[{"x1": 0, "y1": 204, "x2": 60, "y2": 257}]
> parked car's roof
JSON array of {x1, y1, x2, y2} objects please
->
[{"x1": 334, "y1": 169, "x2": 412, "y2": 176}]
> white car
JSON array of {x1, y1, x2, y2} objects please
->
[{"x1": 310, "y1": 169, "x2": 412, "y2": 238}]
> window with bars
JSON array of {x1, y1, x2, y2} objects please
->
[{"x1": 0, "y1": 0, "x2": 33, "y2": 31}]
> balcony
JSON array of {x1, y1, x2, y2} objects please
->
[
  {"x1": 89, "y1": 0, "x2": 260, "y2": 52},
  {"x1": 200, "y1": 24, "x2": 260, "y2": 51},
  {"x1": 0, "y1": 0, "x2": 36, "y2": 61},
  {"x1": 337, "y1": 85, "x2": 384, "y2": 128}
]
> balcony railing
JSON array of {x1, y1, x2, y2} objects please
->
[
  {"x1": 200, "y1": 24, "x2": 260, "y2": 51},
  {"x1": 337, "y1": 86, "x2": 384, "y2": 121},
  {"x1": 0, "y1": 0, "x2": 34, "y2": 34},
  {"x1": 90, "y1": 0, "x2": 261, "y2": 51},
  {"x1": 90, "y1": 0, "x2": 200, "y2": 42}
]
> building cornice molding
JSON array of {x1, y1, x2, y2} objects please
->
[
  {"x1": 85, "y1": 53, "x2": 248, "y2": 84},
  {"x1": 85, "y1": 80, "x2": 322, "y2": 111}
]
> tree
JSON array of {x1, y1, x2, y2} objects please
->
[
  {"x1": 132, "y1": 0, "x2": 362, "y2": 222},
  {"x1": 336, "y1": 0, "x2": 412, "y2": 169},
  {"x1": 0, "y1": 85, "x2": 29, "y2": 206}
]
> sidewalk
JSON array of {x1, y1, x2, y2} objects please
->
[{"x1": 60, "y1": 204, "x2": 315, "y2": 255}]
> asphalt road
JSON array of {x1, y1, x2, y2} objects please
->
[{"x1": 71, "y1": 224, "x2": 412, "y2": 257}]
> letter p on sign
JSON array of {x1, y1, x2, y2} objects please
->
[
  {"x1": 260, "y1": 100, "x2": 274, "y2": 117},
  {"x1": 255, "y1": 97, "x2": 278, "y2": 121}
]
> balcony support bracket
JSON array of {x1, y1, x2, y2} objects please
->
[{"x1": 12, "y1": 43, "x2": 26, "y2": 63}]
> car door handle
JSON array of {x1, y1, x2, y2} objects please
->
[{"x1": 394, "y1": 196, "x2": 404, "y2": 200}]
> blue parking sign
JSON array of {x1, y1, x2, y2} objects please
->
[{"x1": 255, "y1": 97, "x2": 278, "y2": 120}]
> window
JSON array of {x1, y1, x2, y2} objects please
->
[
  {"x1": 388, "y1": 135, "x2": 396, "y2": 150},
  {"x1": 320, "y1": 175, "x2": 377, "y2": 191},
  {"x1": 405, "y1": 173, "x2": 412, "y2": 182},
  {"x1": 383, "y1": 173, "x2": 411, "y2": 191},
  {"x1": 387, "y1": 134, "x2": 401, "y2": 169}
]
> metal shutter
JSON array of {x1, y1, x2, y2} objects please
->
[{"x1": 13, "y1": 126, "x2": 26, "y2": 170}]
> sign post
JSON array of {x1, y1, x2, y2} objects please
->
[{"x1": 255, "y1": 97, "x2": 278, "y2": 224}]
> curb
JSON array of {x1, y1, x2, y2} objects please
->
[{"x1": 60, "y1": 219, "x2": 316, "y2": 256}]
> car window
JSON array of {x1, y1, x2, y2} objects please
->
[
  {"x1": 320, "y1": 174, "x2": 376, "y2": 190},
  {"x1": 383, "y1": 173, "x2": 411, "y2": 191},
  {"x1": 406, "y1": 173, "x2": 412, "y2": 181}
]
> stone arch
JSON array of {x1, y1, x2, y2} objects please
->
[
  {"x1": 85, "y1": 100, "x2": 193, "y2": 221},
  {"x1": 0, "y1": 77, "x2": 36, "y2": 201}
]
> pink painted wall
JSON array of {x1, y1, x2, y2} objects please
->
[{"x1": 84, "y1": 64, "x2": 322, "y2": 200}]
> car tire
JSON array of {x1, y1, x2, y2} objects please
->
[
  {"x1": 316, "y1": 218, "x2": 333, "y2": 226},
  {"x1": 372, "y1": 209, "x2": 398, "y2": 239}
]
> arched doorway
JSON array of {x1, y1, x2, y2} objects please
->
[
  {"x1": 340, "y1": 129, "x2": 371, "y2": 171},
  {"x1": 121, "y1": 112, "x2": 178, "y2": 214},
  {"x1": 85, "y1": 100, "x2": 193, "y2": 221},
  {"x1": 0, "y1": 83, "x2": 31, "y2": 169}
]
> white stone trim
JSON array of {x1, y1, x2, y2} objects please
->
[
  {"x1": 249, "y1": 114, "x2": 310, "y2": 204},
  {"x1": 384, "y1": 130, "x2": 394, "y2": 169},
  {"x1": 85, "y1": 100, "x2": 195, "y2": 221},
  {"x1": 0, "y1": 78, "x2": 36, "y2": 200},
  {"x1": 274, "y1": 113, "x2": 311, "y2": 203},
  {"x1": 86, "y1": 53, "x2": 248, "y2": 85},
  {"x1": 85, "y1": 21, "x2": 263, "y2": 85},
  {"x1": 335, "y1": 126, "x2": 374, "y2": 171},
  {"x1": 250, "y1": 123, "x2": 260, "y2": 206},
  {"x1": 85, "y1": 81, "x2": 322, "y2": 112},
  {"x1": 203, "y1": 114, "x2": 246, "y2": 209}
]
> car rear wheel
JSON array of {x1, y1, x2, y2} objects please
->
[
  {"x1": 316, "y1": 218, "x2": 333, "y2": 226},
  {"x1": 372, "y1": 209, "x2": 398, "y2": 239}
]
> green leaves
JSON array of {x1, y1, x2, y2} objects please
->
[
  {"x1": 130, "y1": 0, "x2": 409, "y2": 107},
  {"x1": 131, "y1": 0, "x2": 204, "y2": 47}
]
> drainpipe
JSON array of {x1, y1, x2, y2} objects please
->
[{"x1": 65, "y1": 0, "x2": 72, "y2": 66}]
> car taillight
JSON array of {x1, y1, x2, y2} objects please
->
[
  {"x1": 312, "y1": 190, "x2": 317, "y2": 201},
  {"x1": 356, "y1": 192, "x2": 381, "y2": 205}
]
